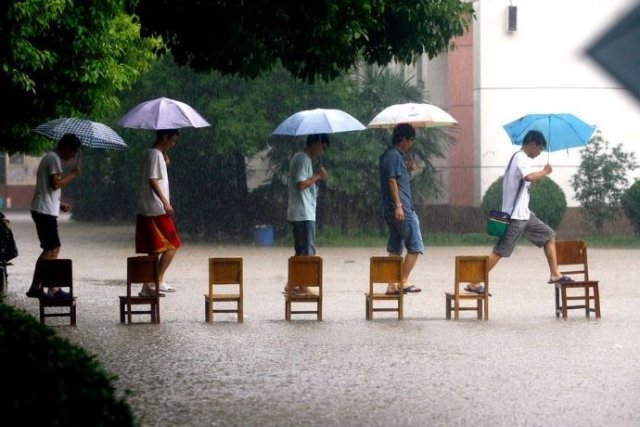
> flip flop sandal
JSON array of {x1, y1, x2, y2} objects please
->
[
  {"x1": 548, "y1": 275, "x2": 574, "y2": 284},
  {"x1": 403, "y1": 285, "x2": 422, "y2": 293},
  {"x1": 464, "y1": 285, "x2": 492, "y2": 297}
]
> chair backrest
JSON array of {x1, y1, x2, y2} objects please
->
[
  {"x1": 555, "y1": 240, "x2": 589, "y2": 280},
  {"x1": 38, "y1": 259, "x2": 73, "y2": 295},
  {"x1": 369, "y1": 256, "x2": 403, "y2": 293},
  {"x1": 288, "y1": 256, "x2": 322, "y2": 291},
  {"x1": 209, "y1": 257, "x2": 243, "y2": 293},
  {"x1": 455, "y1": 256, "x2": 488, "y2": 294},
  {"x1": 127, "y1": 255, "x2": 159, "y2": 288}
]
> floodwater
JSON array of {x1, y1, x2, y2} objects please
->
[{"x1": 4, "y1": 211, "x2": 640, "y2": 427}]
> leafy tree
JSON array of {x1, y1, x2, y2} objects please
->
[
  {"x1": 481, "y1": 176, "x2": 567, "y2": 229},
  {"x1": 571, "y1": 131, "x2": 637, "y2": 233},
  {"x1": 132, "y1": 0, "x2": 474, "y2": 82},
  {"x1": 0, "y1": 0, "x2": 161, "y2": 153},
  {"x1": 621, "y1": 180, "x2": 640, "y2": 236}
]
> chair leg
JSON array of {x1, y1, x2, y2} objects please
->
[
  {"x1": 238, "y1": 300, "x2": 243, "y2": 323},
  {"x1": 398, "y1": 297, "x2": 403, "y2": 320},
  {"x1": 71, "y1": 304, "x2": 76, "y2": 326},
  {"x1": 483, "y1": 297, "x2": 489, "y2": 321},
  {"x1": 285, "y1": 299, "x2": 291, "y2": 321},
  {"x1": 365, "y1": 296, "x2": 371, "y2": 320},
  {"x1": 561, "y1": 286, "x2": 568, "y2": 320},
  {"x1": 454, "y1": 297, "x2": 460, "y2": 320},
  {"x1": 446, "y1": 296, "x2": 452, "y2": 320},
  {"x1": 317, "y1": 298, "x2": 322, "y2": 321},
  {"x1": 477, "y1": 299, "x2": 482, "y2": 320},
  {"x1": 555, "y1": 285, "x2": 561, "y2": 318},
  {"x1": 585, "y1": 284, "x2": 591, "y2": 318},
  {"x1": 594, "y1": 284, "x2": 601, "y2": 318}
]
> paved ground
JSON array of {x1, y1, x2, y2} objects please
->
[{"x1": 4, "y1": 211, "x2": 640, "y2": 427}]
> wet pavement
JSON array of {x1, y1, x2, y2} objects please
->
[{"x1": 4, "y1": 211, "x2": 640, "y2": 426}]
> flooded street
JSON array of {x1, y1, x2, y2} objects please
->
[{"x1": 4, "y1": 211, "x2": 640, "y2": 427}]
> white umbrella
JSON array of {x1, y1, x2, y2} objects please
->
[
  {"x1": 118, "y1": 97, "x2": 211, "y2": 130},
  {"x1": 367, "y1": 103, "x2": 457, "y2": 129},
  {"x1": 272, "y1": 108, "x2": 366, "y2": 136},
  {"x1": 33, "y1": 118, "x2": 128, "y2": 150}
]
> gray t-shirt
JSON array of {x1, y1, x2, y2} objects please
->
[{"x1": 31, "y1": 151, "x2": 63, "y2": 216}]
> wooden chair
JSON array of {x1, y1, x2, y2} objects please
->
[
  {"x1": 284, "y1": 256, "x2": 323, "y2": 321},
  {"x1": 365, "y1": 256, "x2": 403, "y2": 320},
  {"x1": 445, "y1": 256, "x2": 489, "y2": 320},
  {"x1": 554, "y1": 240, "x2": 601, "y2": 319},
  {"x1": 204, "y1": 257, "x2": 243, "y2": 323},
  {"x1": 119, "y1": 255, "x2": 160, "y2": 324},
  {"x1": 38, "y1": 259, "x2": 76, "y2": 326}
]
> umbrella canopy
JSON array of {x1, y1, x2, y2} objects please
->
[
  {"x1": 118, "y1": 97, "x2": 210, "y2": 130},
  {"x1": 586, "y1": 4, "x2": 640, "y2": 103},
  {"x1": 33, "y1": 118, "x2": 128, "y2": 150},
  {"x1": 502, "y1": 113, "x2": 596, "y2": 152},
  {"x1": 271, "y1": 108, "x2": 366, "y2": 136},
  {"x1": 367, "y1": 103, "x2": 458, "y2": 129}
]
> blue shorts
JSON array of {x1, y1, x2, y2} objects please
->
[
  {"x1": 31, "y1": 211, "x2": 60, "y2": 251},
  {"x1": 385, "y1": 210, "x2": 424, "y2": 255}
]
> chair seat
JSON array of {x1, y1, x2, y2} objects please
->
[
  {"x1": 204, "y1": 293, "x2": 241, "y2": 301},
  {"x1": 284, "y1": 293, "x2": 321, "y2": 301},
  {"x1": 366, "y1": 292, "x2": 401, "y2": 300},
  {"x1": 40, "y1": 296, "x2": 77, "y2": 307}
]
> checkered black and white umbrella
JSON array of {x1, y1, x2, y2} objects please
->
[{"x1": 33, "y1": 118, "x2": 128, "y2": 150}]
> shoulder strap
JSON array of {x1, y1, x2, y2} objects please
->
[{"x1": 505, "y1": 151, "x2": 525, "y2": 216}]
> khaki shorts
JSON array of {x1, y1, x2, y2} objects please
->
[{"x1": 493, "y1": 213, "x2": 555, "y2": 257}]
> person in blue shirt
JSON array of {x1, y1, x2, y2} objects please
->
[{"x1": 379, "y1": 124, "x2": 423, "y2": 295}]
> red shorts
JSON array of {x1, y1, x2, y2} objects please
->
[{"x1": 135, "y1": 214, "x2": 181, "y2": 254}]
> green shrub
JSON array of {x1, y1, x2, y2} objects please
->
[
  {"x1": 480, "y1": 176, "x2": 567, "y2": 229},
  {"x1": 0, "y1": 302, "x2": 135, "y2": 426},
  {"x1": 622, "y1": 180, "x2": 640, "y2": 235}
]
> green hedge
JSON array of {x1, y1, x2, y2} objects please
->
[{"x1": 0, "y1": 301, "x2": 135, "y2": 426}]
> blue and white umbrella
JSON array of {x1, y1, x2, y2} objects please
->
[
  {"x1": 272, "y1": 108, "x2": 366, "y2": 136},
  {"x1": 33, "y1": 118, "x2": 128, "y2": 150}
]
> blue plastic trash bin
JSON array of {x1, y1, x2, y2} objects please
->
[{"x1": 254, "y1": 225, "x2": 274, "y2": 247}]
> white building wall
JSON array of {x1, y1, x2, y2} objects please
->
[{"x1": 475, "y1": 0, "x2": 640, "y2": 206}]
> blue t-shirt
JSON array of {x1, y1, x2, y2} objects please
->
[{"x1": 379, "y1": 146, "x2": 413, "y2": 218}]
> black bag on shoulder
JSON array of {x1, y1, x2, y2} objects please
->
[{"x1": 0, "y1": 213, "x2": 18, "y2": 262}]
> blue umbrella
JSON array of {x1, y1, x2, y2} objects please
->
[
  {"x1": 272, "y1": 108, "x2": 365, "y2": 136},
  {"x1": 503, "y1": 113, "x2": 595, "y2": 152}
]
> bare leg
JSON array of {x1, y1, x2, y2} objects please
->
[
  {"x1": 156, "y1": 248, "x2": 176, "y2": 285},
  {"x1": 402, "y1": 252, "x2": 419, "y2": 285},
  {"x1": 544, "y1": 238, "x2": 563, "y2": 281},
  {"x1": 386, "y1": 252, "x2": 402, "y2": 293}
]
